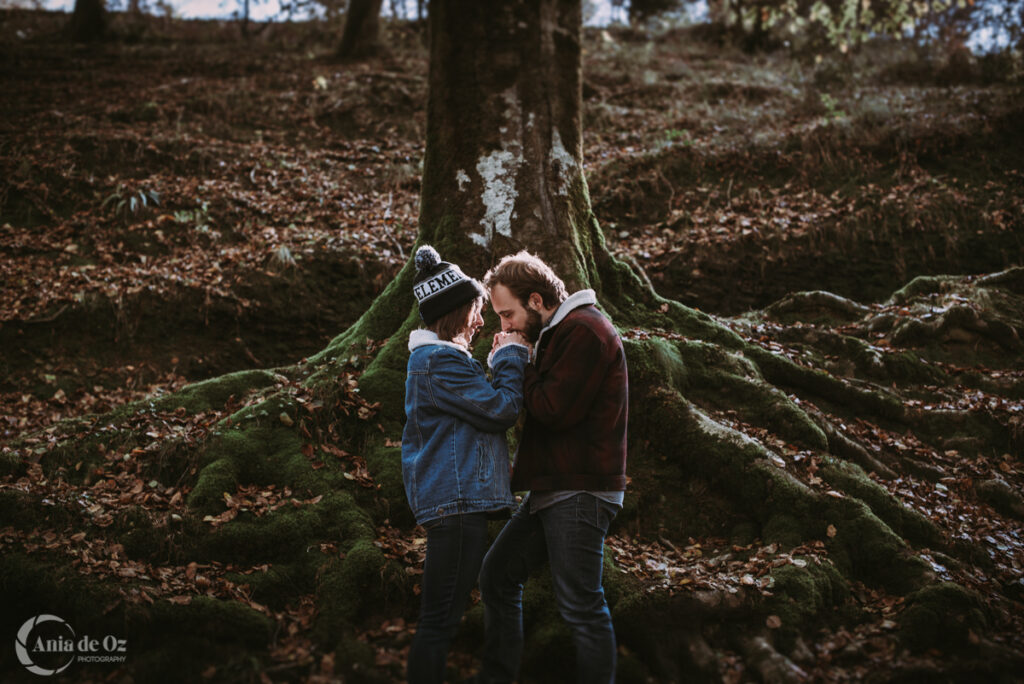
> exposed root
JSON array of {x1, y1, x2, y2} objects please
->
[
  {"x1": 803, "y1": 403, "x2": 898, "y2": 479},
  {"x1": 765, "y1": 290, "x2": 871, "y2": 324},
  {"x1": 739, "y1": 634, "x2": 809, "y2": 684},
  {"x1": 891, "y1": 303, "x2": 1023, "y2": 352},
  {"x1": 975, "y1": 478, "x2": 1024, "y2": 521},
  {"x1": 744, "y1": 345, "x2": 906, "y2": 421}
]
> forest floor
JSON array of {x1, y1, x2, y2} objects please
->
[{"x1": 1, "y1": 8, "x2": 1023, "y2": 683}]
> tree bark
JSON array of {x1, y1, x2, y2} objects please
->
[
  {"x1": 67, "y1": 0, "x2": 106, "y2": 42},
  {"x1": 420, "y1": 0, "x2": 592, "y2": 287},
  {"x1": 337, "y1": 0, "x2": 385, "y2": 59}
]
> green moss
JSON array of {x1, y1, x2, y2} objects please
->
[
  {"x1": 333, "y1": 633, "x2": 382, "y2": 681},
  {"x1": 198, "y1": 490, "x2": 374, "y2": 564},
  {"x1": 667, "y1": 301, "x2": 746, "y2": 350},
  {"x1": 281, "y1": 451, "x2": 328, "y2": 497},
  {"x1": 890, "y1": 275, "x2": 960, "y2": 304},
  {"x1": 636, "y1": 387, "x2": 782, "y2": 511},
  {"x1": 975, "y1": 478, "x2": 1024, "y2": 519},
  {"x1": 228, "y1": 393, "x2": 299, "y2": 427},
  {"x1": 224, "y1": 561, "x2": 318, "y2": 610},
  {"x1": 820, "y1": 460, "x2": 943, "y2": 548},
  {"x1": 200, "y1": 507, "x2": 323, "y2": 563},
  {"x1": 762, "y1": 513, "x2": 806, "y2": 549},
  {"x1": 122, "y1": 598, "x2": 273, "y2": 682},
  {"x1": 188, "y1": 419, "x2": 336, "y2": 519},
  {"x1": 187, "y1": 456, "x2": 239, "y2": 514},
  {"x1": 911, "y1": 409, "x2": 1007, "y2": 458},
  {"x1": 635, "y1": 388, "x2": 934, "y2": 596},
  {"x1": 825, "y1": 499, "x2": 931, "y2": 592},
  {"x1": 357, "y1": 314, "x2": 419, "y2": 424},
  {"x1": 116, "y1": 505, "x2": 160, "y2": 560},
  {"x1": 43, "y1": 427, "x2": 137, "y2": 482},
  {"x1": 747, "y1": 345, "x2": 905, "y2": 421},
  {"x1": 603, "y1": 553, "x2": 643, "y2": 612},
  {"x1": 729, "y1": 521, "x2": 760, "y2": 546},
  {"x1": 622, "y1": 337, "x2": 690, "y2": 391},
  {"x1": 144, "y1": 596, "x2": 274, "y2": 646},
  {"x1": 629, "y1": 336, "x2": 826, "y2": 453},
  {"x1": 314, "y1": 540, "x2": 389, "y2": 644},
  {"x1": 364, "y1": 442, "x2": 410, "y2": 526},
  {"x1": 898, "y1": 582, "x2": 988, "y2": 652},
  {"x1": 521, "y1": 569, "x2": 562, "y2": 627},
  {"x1": 1, "y1": 552, "x2": 118, "y2": 635},
  {"x1": 763, "y1": 558, "x2": 849, "y2": 650},
  {"x1": 211, "y1": 426, "x2": 304, "y2": 485},
  {"x1": 707, "y1": 373, "x2": 829, "y2": 450},
  {"x1": 151, "y1": 369, "x2": 279, "y2": 413},
  {"x1": 522, "y1": 618, "x2": 574, "y2": 682},
  {"x1": 763, "y1": 290, "x2": 869, "y2": 326},
  {"x1": 0, "y1": 489, "x2": 47, "y2": 529},
  {"x1": 0, "y1": 450, "x2": 21, "y2": 478},
  {"x1": 321, "y1": 490, "x2": 376, "y2": 541},
  {"x1": 127, "y1": 635, "x2": 269, "y2": 684}
]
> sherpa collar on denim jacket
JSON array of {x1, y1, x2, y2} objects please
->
[{"x1": 408, "y1": 329, "x2": 472, "y2": 356}]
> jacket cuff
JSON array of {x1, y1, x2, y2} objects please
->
[{"x1": 487, "y1": 343, "x2": 530, "y2": 370}]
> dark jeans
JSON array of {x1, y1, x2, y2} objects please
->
[
  {"x1": 477, "y1": 493, "x2": 619, "y2": 684},
  {"x1": 408, "y1": 512, "x2": 490, "y2": 684}
]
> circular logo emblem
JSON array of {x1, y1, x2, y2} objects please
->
[{"x1": 15, "y1": 615, "x2": 76, "y2": 676}]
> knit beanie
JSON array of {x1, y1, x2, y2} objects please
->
[{"x1": 412, "y1": 245, "x2": 485, "y2": 325}]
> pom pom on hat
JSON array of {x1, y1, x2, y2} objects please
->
[
  {"x1": 410, "y1": 245, "x2": 485, "y2": 325},
  {"x1": 414, "y1": 245, "x2": 441, "y2": 275}
]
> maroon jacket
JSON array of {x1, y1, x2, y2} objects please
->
[{"x1": 510, "y1": 290, "x2": 628, "y2": 492}]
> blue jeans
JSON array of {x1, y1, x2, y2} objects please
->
[
  {"x1": 477, "y1": 493, "x2": 619, "y2": 684},
  {"x1": 408, "y1": 512, "x2": 490, "y2": 684}
]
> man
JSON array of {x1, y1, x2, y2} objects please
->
[{"x1": 476, "y1": 251, "x2": 628, "y2": 684}]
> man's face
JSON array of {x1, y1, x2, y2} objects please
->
[{"x1": 490, "y1": 284, "x2": 544, "y2": 343}]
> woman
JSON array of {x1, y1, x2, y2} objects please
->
[{"x1": 402, "y1": 245, "x2": 529, "y2": 684}]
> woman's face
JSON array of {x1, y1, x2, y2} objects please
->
[{"x1": 454, "y1": 300, "x2": 484, "y2": 347}]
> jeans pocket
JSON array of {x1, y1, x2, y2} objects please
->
[{"x1": 576, "y1": 493, "x2": 617, "y2": 533}]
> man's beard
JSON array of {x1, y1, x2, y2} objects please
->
[{"x1": 523, "y1": 308, "x2": 544, "y2": 343}]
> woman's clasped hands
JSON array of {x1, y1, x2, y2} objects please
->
[{"x1": 492, "y1": 331, "x2": 530, "y2": 354}]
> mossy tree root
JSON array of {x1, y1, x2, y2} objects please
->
[
  {"x1": 635, "y1": 386, "x2": 933, "y2": 592},
  {"x1": 739, "y1": 634, "x2": 809, "y2": 684}
]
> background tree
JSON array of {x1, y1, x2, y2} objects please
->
[
  {"x1": 337, "y1": 0, "x2": 384, "y2": 59},
  {"x1": 628, "y1": 0, "x2": 684, "y2": 23},
  {"x1": 67, "y1": 0, "x2": 106, "y2": 41}
]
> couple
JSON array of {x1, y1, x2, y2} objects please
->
[{"x1": 401, "y1": 245, "x2": 629, "y2": 684}]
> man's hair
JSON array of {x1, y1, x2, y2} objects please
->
[
  {"x1": 484, "y1": 251, "x2": 567, "y2": 309},
  {"x1": 427, "y1": 296, "x2": 482, "y2": 342}
]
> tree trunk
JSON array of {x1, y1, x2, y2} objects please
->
[
  {"x1": 67, "y1": 0, "x2": 106, "y2": 42},
  {"x1": 419, "y1": 0, "x2": 592, "y2": 288},
  {"x1": 336, "y1": 0, "x2": 385, "y2": 59},
  {"x1": 241, "y1": 0, "x2": 251, "y2": 38}
]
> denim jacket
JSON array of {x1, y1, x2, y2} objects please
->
[{"x1": 401, "y1": 329, "x2": 529, "y2": 525}]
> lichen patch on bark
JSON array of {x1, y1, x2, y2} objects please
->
[
  {"x1": 471, "y1": 87, "x2": 523, "y2": 248},
  {"x1": 550, "y1": 129, "x2": 577, "y2": 197}
]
